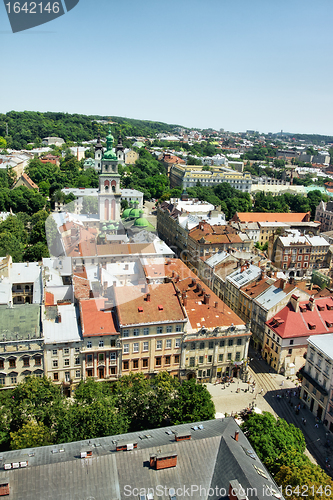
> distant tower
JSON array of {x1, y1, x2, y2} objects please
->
[
  {"x1": 116, "y1": 135, "x2": 125, "y2": 163},
  {"x1": 98, "y1": 129, "x2": 122, "y2": 222},
  {"x1": 94, "y1": 134, "x2": 104, "y2": 171}
]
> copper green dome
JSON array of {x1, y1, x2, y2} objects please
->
[
  {"x1": 122, "y1": 208, "x2": 131, "y2": 218},
  {"x1": 129, "y1": 208, "x2": 141, "y2": 218},
  {"x1": 103, "y1": 127, "x2": 117, "y2": 161},
  {"x1": 134, "y1": 217, "x2": 149, "y2": 227}
]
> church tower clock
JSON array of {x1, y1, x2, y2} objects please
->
[{"x1": 98, "y1": 128, "x2": 121, "y2": 222}]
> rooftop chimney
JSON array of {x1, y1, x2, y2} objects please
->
[
  {"x1": 58, "y1": 313, "x2": 62, "y2": 323},
  {"x1": 204, "y1": 294, "x2": 211, "y2": 305},
  {"x1": 183, "y1": 295, "x2": 187, "y2": 307},
  {"x1": 214, "y1": 301, "x2": 218, "y2": 308},
  {"x1": 191, "y1": 278, "x2": 196, "y2": 287},
  {"x1": 309, "y1": 296, "x2": 315, "y2": 311},
  {"x1": 146, "y1": 293, "x2": 151, "y2": 302},
  {"x1": 290, "y1": 294, "x2": 300, "y2": 313}
]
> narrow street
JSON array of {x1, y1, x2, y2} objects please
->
[{"x1": 208, "y1": 351, "x2": 333, "y2": 477}]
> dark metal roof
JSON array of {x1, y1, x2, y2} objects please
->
[{"x1": 0, "y1": 418, "x2": 285, "y2": 500}]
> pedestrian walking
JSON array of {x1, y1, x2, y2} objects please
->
[
  {"x1": 315, "y1": 423, "x2": 319, "y2": 428},
  {"x1": 303, "y1": 419, "x2": 306, "y2": 426},
  {"x1": 302, "y1": 417, "x2": 304, "y2": 423}
]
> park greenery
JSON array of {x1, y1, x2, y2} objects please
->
[
  {"x1": 242, "y1": 412, "x2": 333, "y2": 500},
  {"x1": 0, "y1": 111, "x2": 179, "y2": 150},
  {"x1": 0, "y1": 374, "x2": 215, "y2": 451}
]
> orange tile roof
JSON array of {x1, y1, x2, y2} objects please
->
[
  {"x1": 163, "y1": 258, "x2": 244, "y2": 329},
  {"x1": 97, "y1": 243, "x2": 156, "y2": 256},
  {"x1": 114, "y1": 282, "x2": 187, "y2": 327},
  {"x1": 189, "y1": 223, "x2": 243, "y2": 245},
  {"x1": 80, "y1": 298, "x2": 117, "y2": 336},
  {"x1": 73, "y1": 270, "x2": 90, "y2": 300},
  {"x1": 22, "y1": 173, "x2": 39, "y2": 189},
  {"x1": 45, "y1": 291, "x2": 54, "y2": 306},
  {"x1": 232, "y1": 212, "x2": 310, "y2": 223}
]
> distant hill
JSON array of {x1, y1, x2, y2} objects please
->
[{"x1": 0, "y1": 111, "x2": 181, "y2": 150}]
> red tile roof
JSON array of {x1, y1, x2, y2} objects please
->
[
  {"x1": 266, "y1": 296, "x2": 333, "y2": 339},
  {"x1": 189, "y1": 223, "x2": 243, "y2": 245},
  {"x1": 80, "y1": 298, "x2": 117, "y2": 336},
  {"x1": 114, "y1": 282, "x2": 187, "y2": 327}
]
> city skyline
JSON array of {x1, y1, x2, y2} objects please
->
[{"x1": 1, "y1": 0, "x2": 333, "y2": 136}]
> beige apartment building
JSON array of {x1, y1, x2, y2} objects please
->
[{"x1": 114, "y1": 282, "x2": 187, "y2": 377}]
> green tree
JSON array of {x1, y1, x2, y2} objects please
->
[
  {"x1": 169, "y1": 379, "x2": 215, "y2": 424},
  {"x1": 10, "y1": 421, "x2": 53, "y2": 450}
]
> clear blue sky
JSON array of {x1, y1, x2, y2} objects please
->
[{"x1": 1, "y1": 0, "x2": 333, "y2": 135}]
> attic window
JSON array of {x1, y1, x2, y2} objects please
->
[
  {"x1": 327, "y1": 304, "x2": 333, "y2": 311},
  {"x1": 300, "y1": 305, "x2": 307, "y2": 312},
  {"x1": 317, "y1": 305, "x2": 325, "y2": 311},
  {"x1": 158, "y1": 305, "x2": 164, "y2": 311},
  {"x1": 326, "y1": 321, "x2": 333, "y2": 328},
  {"x1": 253, "y1": 464, "x2": 268, "y2": 479},
  {"x1": 138, "y1": 307, "x2": 143, "y2": 313},
  {"x1": 308, "y1": 322, "x2": 316, "y2": 330}
]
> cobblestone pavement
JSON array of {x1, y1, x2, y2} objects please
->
[{"x1": 207, "y1": 349, "x2": 333, "y2": 475}]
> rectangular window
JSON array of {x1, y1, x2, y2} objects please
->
[
  {"x1": 207, "y1": 369, "x2": 211, "y2": 377},
  {"x1": 143, "y1": 328, "x2": 149, "y2": 335},
  {"x1": 165, "y1": 356, "x2": 171, "y2": 365},
  {"x1": 142, "y1": 358, "x2": 149, "y2": 368},
  {"x1": 227, "y1": 353, "x2": 232, "y2": 360},
  {"x1": 53, "y1": 360, "x2": 58, "y2": 368},
  {"x1": 288, "y1": 348, "x2": 292, "y2": 355},
  {"x1": 123, "y1": 344, "x2": 129, "y2": 354},
  {"x1": 123, "y1": 360, "x2": 129, "y2": 370},
  {"x1": 219, "y1": 354, "x2": 223, "y2": 362},
  {"x1": 208, "y1": 355, "x2": 212, "y2": 363},
  {"x1": 0, "y1": 360, "x2": 3, "y2": 369},
  {"x1": 200, "y1": 342, "x2": 205, "y2": 349},
  {"x1": 133, "y1": 343, "x2": 139, "y2": 353},
  {"x1": 87, "y1": 341, "x2": 92, "y2": 348},
  {"x1": 75, "y1": 370, "x2": 81, "y2": 378},
  {"x1": 191, "y1": 342, "x2": 196, "y2": 350},
  {"x1": 166, "y1": 325, "x2": 172, "y2": 333},
  {"x1": 75, "y1": 357, "x2": 80, "y2": 365},
  {"x1": 157, "y1": 327, "x2": 163, "y2": 334},
  {"x1": 175, "y1": 339, "x2": 180, "y2": 348},
  {"x1": 110, "y1": 339, "x2": 116, "y2": 347},
  {"x1": 99, "y1": 340, "x2": 104, "y2": 347},
  {"x1": 199, "y1": 356, "x2": 204, "y2": 364},
  {"x1": 209, "y1": 341, "x2": 214, "y2": 349},
  {"x1": 176, "y1": 325, "x2": 182, "y2": 332},
  {"x1": 98, "y1": 353, "x2": 104, "y2": 362},
  {"x1": 9, "y1": 359, "x2": 16, "y2": 368},
  {"x1": 123, "y1": 330, "x2": 129, "y2": 337},
  {"x1": 65, "y1": 372, "x2": 70, "y2": 382},
  {"x1": 235, "y1": 352, "x2": 241, "y2": 361},
  {"x1": 53, "y1": 373, "x2": 58, "y2": 381},
  {"x1": 133, "y1": 359, "x2": 139, "y2": 369},
  {"x1": 110, "y1": 352, "x2": 116, "y2": 361},
  {"x1": 220, "y1": 340, "x2": 225, "y2": 347},
  {"x1": 237, "y1": 338, "x2": 242, "y2": 346},
  {"x1": 156, "y1": 340, "x2": 162, "y2": 350},
  {"x1": 75, "y1": 347, "x2": 80, "y2": 353},
  {"x1": 52, "y1": 349, "x2": 57, "y2": 356},
  {"x1": 155, "y1": 357, "x2": 162, "y2": 367},
  {"x1": 189, "y1": 357, "x2": 195, "y2": 367},
  {"x1": 64, "y1": 348, "x2": 69, "y2": 355},
  {"x1": 133, "y1": 328, "x2": 140, "y2": 336},
  {"x1": 23, "y1": 358, "x2": 29, "y2": 367},
  {"x1": 174, "y1": 354, "x2": 180, "y2": 364},
  {"x1": 64, "y1": 359, "x2": 70, "y2": 366},
  {"x1": 290, "y1": 339, "x2": 294, "y2": 345},
  {"x1": 228, "y1": 339, "x2": 233, "y2": 346},
  {"x1": 166, "y1": 339, "x2": 172, "y2": 349},
  {"x1": 142, "y1": 341, "x2": 148, "y2": 352}
]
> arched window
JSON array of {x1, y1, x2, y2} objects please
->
[{"x1": 104, "y1": 180, "x2": 109, "y2": 192}]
